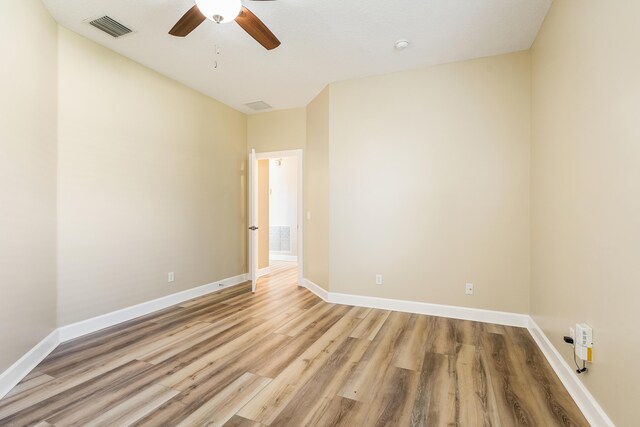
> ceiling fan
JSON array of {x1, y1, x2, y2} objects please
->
[{"x1": 169, "y1": 0, "x2": 281, "y2": 50}]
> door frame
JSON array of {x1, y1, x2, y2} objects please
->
[{"x1": 249, "y1": 149, "x2": 304, "y2": 287}]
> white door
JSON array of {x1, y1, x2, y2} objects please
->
[{"x1": 248, "y1": 149, "x2": 259, "y2": 293}]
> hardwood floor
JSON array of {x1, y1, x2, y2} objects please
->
[{"x1": 0, "y1": 262, "x2": 588, "y2": 426}]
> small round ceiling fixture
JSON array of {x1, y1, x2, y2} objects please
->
[{"x1": 394, "y1": 39, "x2": 410, "y2": 50}]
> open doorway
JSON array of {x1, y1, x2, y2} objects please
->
[{"x1": 248, "y1": 149, "x2": 303, "y2": 292}]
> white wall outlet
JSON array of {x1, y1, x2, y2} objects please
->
[
  {"x1": 168, "y1": 272, "x2": 175, "y2": 283},
  {"x1": 576, "y1": 323, "x2": 593, "y2": 348},
  {"x1": 575, "y1": 323, "x2": 593, "y2": 362},
  {"x1": 306, "y1": 211, "x2": 312, "y2": 220},
  {"x1": 569, "y1": 327, "x2": 575, "y2": 341},
  {"x1": 465, "y1": 283, "x2": 474, "y2": 295},
  {"x1": 375, "y1": 274, "x2": 383, "y2": 285}
]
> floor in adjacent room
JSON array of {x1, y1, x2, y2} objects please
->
[{"x1": 0, "y1": 261, "x2": 588, "y2": 426}]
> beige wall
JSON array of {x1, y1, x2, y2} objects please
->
[
  {"x1": 258, "y1": 159, "x2": 270, "y2": 269},
  {"x1": 56, "y1": 28, "x2": 247, "y2": 325},
  {"x1": 0, "y1": 0, "x2": 58, "y2": 373},
  {"x1": 328, "y1": 52, "x2": 531, "y2": 313},
  {"x1": 247, "y1": 108, "x2": 306, "y2": 153},
  {"x1": 304, "y1": 88, "x2": 331, "y2": 290},
  {"x1": 531, "y1": 1, "x2": 640, "y2": 425}
]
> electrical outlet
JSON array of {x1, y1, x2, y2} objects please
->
[
  {"x1": 575, "y1": 323, "x2": 593, "y2": 363},
  {"x1": 375, "y1": 274, "x2": 383, "y2": 285},
  {"x1": 168, "y1": 272, "x2": 175, "y2": 283},
  {"x1": 465, "y1": 283, "x2": 474, "y2": 295},
  {"x1": 576, "y1": 323, "x2": 593, "y2": 348},
  {"x1": 569, "y1": 327, "x2": 575, "y2": 341}
]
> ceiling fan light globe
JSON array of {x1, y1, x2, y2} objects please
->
[{"x1": 195, "y1": 0, "x2": 242, "y2": 24}]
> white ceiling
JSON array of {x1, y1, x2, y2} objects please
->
[{"x1": 42, "y1": 0, "x2": 551, "y2": 114}]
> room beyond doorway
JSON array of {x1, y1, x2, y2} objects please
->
[
  {"x1": 267, "y1": 156, "x2": 299, "y2": 263},
  {"x1": 250, "y1": 149, "x2": 303, "y2": 290}
]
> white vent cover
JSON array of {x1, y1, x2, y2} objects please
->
[
  {"x1": 245, "y1": 101, "x2": 272, "y2": 111},
  {"x1": 269, "y1": 226, "x2": 291, "y2": 252},
  {"x1": 89, "y1": 16, "x2": 133, "y2": 38}
]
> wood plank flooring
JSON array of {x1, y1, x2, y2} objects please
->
[{"x1": 0, "y1": 262, "x2": 588, "y2": 426}]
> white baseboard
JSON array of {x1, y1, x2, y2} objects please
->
[
  {"x1": 528, "y1": 318, "x2": 614, "y2": 427},
  {"x1": 258, "y1": 267, "x2": 271, "y2": 278},
  {"x1": 269, "y1": 254, "x2": 298, "y2": 262},
  {"x1": 58, "y1": 273, "x2": 249, "y2": 342},
  {"x1": 0, "y1": 272, "x2": 249, "y2": 401},
  {"x1": 303, "y1": 279, "x2": 329, "y2": 301},
  {"x1": 0, "y1": 330, "x2": 60, "y2": 400},
  {"x1": 302, "y1": 278, "x2": 528, "y2": 327}
]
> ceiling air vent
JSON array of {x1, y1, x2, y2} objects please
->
[
  {"x1": 245, "y1": 101, "x2": 272, "y2": 111},
  {"x1": 89, "y1": 16, "x2": 133, "y2": 38}
]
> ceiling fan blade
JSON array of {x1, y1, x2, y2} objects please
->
[
  {"x1": 235, "y1": 6, "x2": 281, "y2": 50},
  {"x1": 169, "y1": 5, "x2": 206, "y2": 37}
]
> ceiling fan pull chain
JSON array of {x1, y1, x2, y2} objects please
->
[{"x1": 213, "y1": 44, "x2": 220, "y2": 69}]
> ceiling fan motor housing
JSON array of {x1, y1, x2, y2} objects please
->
[{"x1": 195, "y1": 0, "x2": 242, "y2": 24}]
